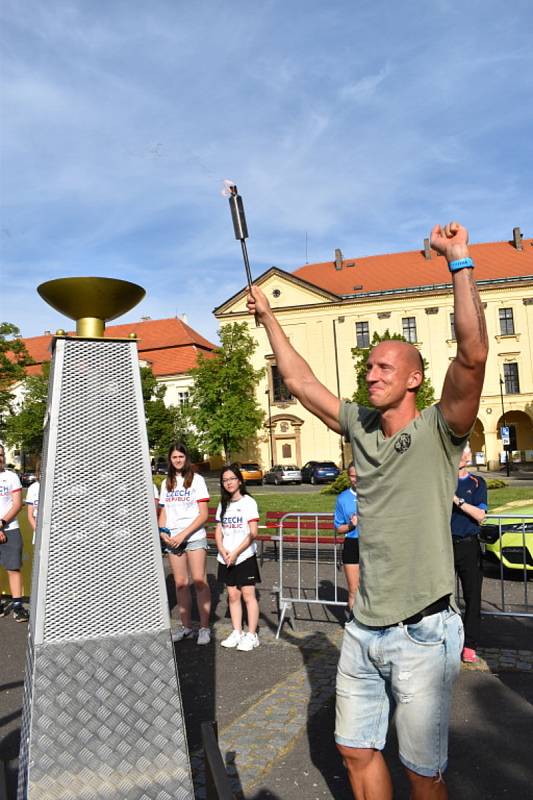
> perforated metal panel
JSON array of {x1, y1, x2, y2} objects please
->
[
  {"x1": 19, "y1": 337, "x2": 194, "y2": 799},
  {"x1": 40, "y1": 339, "x2": 166, "y2": 642}
]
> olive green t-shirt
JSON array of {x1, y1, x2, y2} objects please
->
[{"x1": 340, "y1": 401, "x2": 467, "y2": 626}]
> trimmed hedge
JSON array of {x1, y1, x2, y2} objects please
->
[{"x1": 320, "y1": 471, "x2": 351, "y2": 495}]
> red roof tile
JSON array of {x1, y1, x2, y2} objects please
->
[
  {"x1": 20, "y1": 317, "x2": 216, "y2": 378},
  {"x1": 141, "y1": 345, "x2": 213, "y2": 377},
  {"x1": 293, "y1": 238, "x2": 533, "y2": 296}
]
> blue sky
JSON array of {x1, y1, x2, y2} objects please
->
[{"x1": 1, "y1": 0, "x2": 532, "y2": 344}]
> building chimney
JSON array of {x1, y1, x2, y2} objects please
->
[
  {"x1": 423, "y1": 238, "x2": 431, "y2": 259},
  {"x1": 513, "y1": 227, "x2": 523, "y2": 250},
  {"x1": 334, "y1": 248, "x2": 343, "y2": 271}
]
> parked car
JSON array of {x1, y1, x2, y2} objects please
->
[
  {"x1": 479, "y1": 521, "x2": 533, "y2": 572},
  {"x1": 239, "y1": 462, "x2": 264, "y2": 485},
  {"x1": 263, "y1": 465, "x2": 302, "y2": 486},
  {"x1": 20, "y1": 472, "x2": 37, "y2": 488},
  {"x1": 301, "y1": 461, "x2": 340, "y2": 485}
]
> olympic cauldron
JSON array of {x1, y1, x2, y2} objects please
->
[{"x1": 18, "y1": 278, "x2": 194, "y2": 799}]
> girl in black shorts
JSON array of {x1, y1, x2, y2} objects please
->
[{"x1": 215, "y1": 464, "x2": 261, "y2": 652}]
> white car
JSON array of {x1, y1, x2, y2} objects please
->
[{"x1": 263, "y1": 465, "x2": 302, "y2": 485}]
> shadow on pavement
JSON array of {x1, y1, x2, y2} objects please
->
[
  {"x1": 260, "y1": 603, "x2": 354, "y2": 798},
  {"x1": 170, "y1": 571, "x2": 223, "y2": 755},
  {"x1": 447, "y1": 670, "x2": 533, "y2": 799}
]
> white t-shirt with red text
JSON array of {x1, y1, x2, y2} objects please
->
[
  {"x1": 0, "y1": 469, "x2": 22, "y2": 531},
  {"x1": 216, "y1": 494, "x2": 259, "y2": 565},
  {"x1": 159, "y1": 473, "x2": 209, "y2": 542},
  {"x1": 25, "y1": 480, "x2": 40, "y2": 519}
]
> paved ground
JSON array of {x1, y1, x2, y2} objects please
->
[{"x1": 2, "y1": 554, "x2": 533, "y2": 799}]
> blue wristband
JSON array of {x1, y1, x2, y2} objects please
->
[{"x1": 448, "y1": 257, "x2": 474, "y2": 273}]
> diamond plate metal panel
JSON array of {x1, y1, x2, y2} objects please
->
[
  {"x1": 23, "y1": 631, "x2": 193, "y2": 799},
  {"x1": 17, "y1": 631, "x2": 35, "y2": 800}
]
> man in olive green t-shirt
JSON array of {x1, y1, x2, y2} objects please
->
[{"x1": 248, "y1": 221, "x2": 488, "y2": 800}]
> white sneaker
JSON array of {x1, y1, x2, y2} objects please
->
[
  {"x1": 197, "y1": 627, "x2": 211, "y2": 646},
  {"x1": 172, "y1": 626, "x2": 193, "y2": 642},
  {"x1": 237, "y1": 632, "x2": 259, "y2": 652},
  {"x1": 220, "y1": 629, "x2": 243, "y2": 648}
]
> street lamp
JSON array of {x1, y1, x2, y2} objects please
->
[
  {"x1": 499, "y1": 375, "x2": 510, "y2": 477},
  {"x1": 265, "y1": 388, "x2": 274, "y2": 469}
]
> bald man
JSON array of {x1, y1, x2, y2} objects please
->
[{"x1": 248, "y1": 222, "x2": 488, "y2": 800}]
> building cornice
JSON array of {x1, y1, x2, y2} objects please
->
[{"x1": 215, "y1": 275, "x2": 533, "y2": 321}]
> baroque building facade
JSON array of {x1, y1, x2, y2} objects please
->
[{"x1": 215, "y1": 228, "x2": 533, "y2": 472}]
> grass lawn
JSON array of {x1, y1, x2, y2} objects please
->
[
  {"x1": 3, "y1": 484, "x2": 531, "y2": 598},
  {"x1": 214, "y1": 486, "x2": 533, "y2": 520}
]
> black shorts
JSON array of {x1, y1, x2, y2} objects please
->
[
  {"x1": 218, "y1": 555, "x2": 261, "y2": 587},
  {"x1": 342, "y1": 537, "x2": 359, "y2": 565},
  {"x1": 0, "y1": 529, "x2": 23, "y2": 571}
]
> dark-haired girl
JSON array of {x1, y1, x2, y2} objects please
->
[
  {"x1": 215, "y1": 464, "x2": 261, "y2": 652},
  {"x1": 159, "y1": 443, "x2": 211, "y2": 645}
]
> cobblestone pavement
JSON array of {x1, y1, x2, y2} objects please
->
[{"x1": 189, "y1": 623, "x2": 533, "y2": 799}]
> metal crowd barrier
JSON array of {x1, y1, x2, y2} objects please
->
[
  {"x1": 275, "y1": 512, "x2": 533, "y2": 637},
  {"x1": 275, "y1": 513, "x2": 344, "y2": 638},
  {"x1": 475, "y1": 512, "x2": 532, "y2": 618}
]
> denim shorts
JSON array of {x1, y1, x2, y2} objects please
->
[
  {"x1": 167, "y1": 537, "x2": 208, "y2": 556},
  {"x1": 335, "y1": 608, "x2": 464, "y2": 777}
]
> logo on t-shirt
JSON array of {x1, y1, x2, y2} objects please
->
[
  {"x1": 222, "y1": 514, "x2": 244, "y2": 528},
  {"x1": 394, "y1": 433, "x2": 411, "y2": 454}
]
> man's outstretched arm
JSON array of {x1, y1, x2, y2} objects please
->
[
  {"x1": 247, "y1": 286, "x2": 341, "y2": 433},
  {"x1": 430, "y1": 221, "x2": 489, "y2": 436}
]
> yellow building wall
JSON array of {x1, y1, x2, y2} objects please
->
[{"x1": 217, "y1": 274, "x2": 533, "y2": 472}]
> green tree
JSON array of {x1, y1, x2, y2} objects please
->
[
  {"x1": 351, "y1": 330, "x2": 435, "y2": 410},
  {"x1": 168, "y1": 403, "x2": 203, "y2": 462},
  {"x1": 4, "y1": 363, "x2": 49, "y2": 454},
  {"x1": 0, "y1": 322, "x2": 34, "y2": 419},
  {"x1": 140, "y1": 366, "x2": 175, "y2": 458},
  {"x1": 139, "y1": 366, "x2": 203, "y2": 461},
  {"x1": 188, "y1": 322, "x2": 266, "y2": 462}
]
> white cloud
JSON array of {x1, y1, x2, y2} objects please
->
[{"x1": 339, "y1": 65, "x2": 390, "y2": 103}]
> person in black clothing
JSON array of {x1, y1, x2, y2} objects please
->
[{"x1": 451, "y1": 444, "x2": 488, "y2": 663}]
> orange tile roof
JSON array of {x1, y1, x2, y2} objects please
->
[
  {"x1": 20, "y1": 317, "x2": 216, "y2": 378},
  {"x1": 293, "y1": 238, "x2": 533, "y2": 296},
  {"x1": 141, "y1": 345, "x2": 213, "y2": 377}
]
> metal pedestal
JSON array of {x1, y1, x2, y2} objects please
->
[{"x1": 18, "y1": 337, "x2": 193, "y2": 799}]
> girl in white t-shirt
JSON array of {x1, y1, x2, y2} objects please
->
[
  {"x1": 215, "y1": 464, "x2": 261, "y2": 652},
  {"x1": 159, "y1": 443, "x2": 211, "y2": 645},
  {"x1": 25, "y1": 479, "x2": 40, "y2": 545}
]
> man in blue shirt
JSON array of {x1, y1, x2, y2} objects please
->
[
  {"x1": 334, "y1": 463, "x2": 359, "y2": 611},
  {"x1": 451, "y1": 444, "x2": 488, "y2": 664}
]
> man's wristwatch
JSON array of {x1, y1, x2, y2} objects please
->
[{"x1": 458, "y1": 499, "x2": 465, "y2": 507}]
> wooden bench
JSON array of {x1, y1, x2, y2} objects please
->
[{"x1": 264, "y1": 511, "x2": 339, "y2": 561}]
